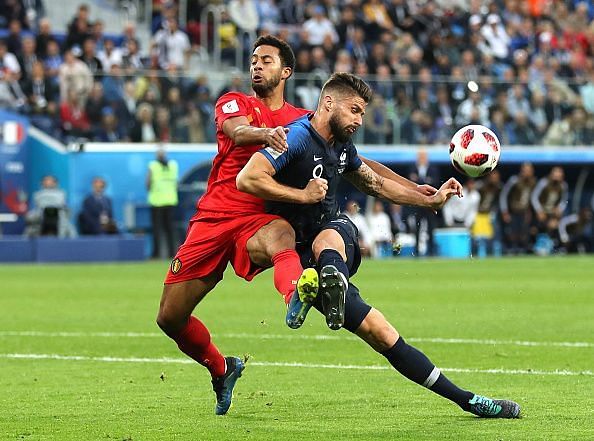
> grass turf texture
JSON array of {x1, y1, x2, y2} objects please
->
[{"x1": 0, "y1": 257, "x2": 592, "y2": 440}]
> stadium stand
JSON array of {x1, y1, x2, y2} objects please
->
[{"x1": 1, "y1": 0, "x2": 593, "y2": 259}]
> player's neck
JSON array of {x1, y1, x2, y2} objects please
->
[
  {"x1": 311, "y1": 112, "x2": 334, "y2": 144},
  {"x1": 254, "y1": 90, "x2": 285, "y2": 111}
]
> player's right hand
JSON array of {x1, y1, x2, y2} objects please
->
[
  {"x1": 429, "y1": 178, "x2": 463, "y2": 209},
  {"x1": 302, "y1": 178, "x2": 328, "y2": 203},
  {"x1": 264, "y1": 126, "x2": 290, "y2": 153}
]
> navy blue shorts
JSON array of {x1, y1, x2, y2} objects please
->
[
  {"x1": 297, "y1": 214, "x2": 362, "y2": 277},
  {"x1": 297, "y1": 215, "x2": 370, "y2": 332}
]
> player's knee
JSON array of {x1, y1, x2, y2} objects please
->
[{"x1": 156, "y1": 304, "x2": 185, "y2": 337}]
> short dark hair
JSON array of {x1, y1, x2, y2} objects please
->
[
  {"x1": 253, "y1": 35, "x2": 296, "y2": 73},
  {"x1": 321, "y1": 72, "x2": 373, "y2": 103}
]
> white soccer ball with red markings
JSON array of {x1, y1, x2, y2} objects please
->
[{"x1": 449, "y1": 125, "x2": 501, "y2": 178}]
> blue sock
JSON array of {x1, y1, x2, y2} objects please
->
[
  {"x1": 382, "y1": 336, "x2": 474, "y2": 411},
  {"x1": 317, "y1": 249, "x2": 349, "y2": 282}
]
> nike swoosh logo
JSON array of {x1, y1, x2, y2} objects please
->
[{"x1": 314, "y1": 156, "x2": 323, "y2": 161}]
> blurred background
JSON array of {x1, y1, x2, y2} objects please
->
[{"x1": 1, "y1": 0, "x2": 593, "y2": 262}]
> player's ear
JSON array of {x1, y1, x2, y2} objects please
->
[
  {"x1": 281, "y1": 67, "x2": 292, "y2": 80},
  {"x1": 323, "y1": 95, "x2": 333, "y2": 112}
]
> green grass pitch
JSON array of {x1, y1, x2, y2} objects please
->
[{"x1": 1, "y1": 257, "x2": 593, "y2": 440}]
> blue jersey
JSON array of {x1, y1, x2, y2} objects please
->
[{"x1": 260, "y1": 114, "x2": 362, "y2": 243}]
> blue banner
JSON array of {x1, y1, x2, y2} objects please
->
[{"x1": 0, "y1": 111, "x2": 29, "y2": 235}]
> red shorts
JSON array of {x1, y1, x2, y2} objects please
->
[{"x1": 164, "y1": 210, "x2": 282, "y2": 284}]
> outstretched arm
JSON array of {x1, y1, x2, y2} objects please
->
[
  {"x1": 222, "y1": 116, "x2": 289, "y2": 152},
  {"x1": 344, "y1": 163, "x2": 462, "y2": 210},
  {"x1": 360, "y1": 156, "x2": 438, "y2": 196},
  {"x1": 236, "y1": 152, "x2": 328, "y2": 204}
]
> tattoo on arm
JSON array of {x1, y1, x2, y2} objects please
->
[{"x1": 345, "y1": 163, "x2": 385, "y2": 197}]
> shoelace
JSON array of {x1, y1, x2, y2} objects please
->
[{"x1": 473, "y1": 397, "x2": 500, "y2": 415}]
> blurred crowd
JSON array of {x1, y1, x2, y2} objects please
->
[
  {"x1": 1, "y1": 0, "x2": 594, "y2": 145},
  {"x1": 345, "y1": 151, "x2": 594, "y2": 257}
]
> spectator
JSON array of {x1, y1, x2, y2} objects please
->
[
  {"x1": 343, "y1": 200, "x2": 373, "y2": 258},
  {"x1": 408, "y1": 149, "x2": 440, "y2": 256},
  {"x1": 58, "y1": 49, "x2": 93, "y2": 104},
  {"x1": 559, "y1": 207, "x2": 593, "y2": 254},
  {"x1": 25, "y1": 175, "x2": 76, "y2": 238},
  {"x1": 302, "y1": 5, "x2": 338, "y2": 46},
  {"x1": 6, "y1": 18, "x2": 22, "y2": 55},
  {"x1": 60, "y1": 89, "x2": 92, "y2": 140},
  {"x1": 363, "y1": 0, "x2": 395, "y2": 35},
  {"x1": 531, "y1": 166, "x2": 569, "y2": 248},
  {"x1": 473, "y1": 171, "x2": 502, "y2": 255},
  {"x1": 43, "y1": 39, "x2": 62, "y2": 84},
  {"x1": 364, "y1": 95, "x2": 391, "y2": 144},
  {"x1": 456, "y1": 90, "x2": 489, "y2": 126},
  {"x1": 443, "y1": 179, "x2": 480, "y2": 228},
  {"x1": 35, "y1": 17, "x2": 53, "y2": 58},
  {"x1": 509, "y1": 111, "x2": 539, "y2": 145},
  {"x1": 90, "y1": 19, "x2": 106, "y2": 52},
  {"x1": 78, "y1": 38, "x2": 103, "y2": 76},
  {"x1": 85, "y1": 81, "x2": 109, "y2": 131},
  {"x1": 366, "y1": 199, "x2": 393, "y2": 258},
  {"x1": 95, "y1": 108, "x2": 123, "y2": 142},
  {"x1": 480, "y1": 14, "x2": 510, "y2": 61},
  {"x1": 22, "y1": 60, "x2": 57, "y2": 116},
  {"x1": 0, "y1": 68, "x2": 27, "y2": 110},
  {"x1": 500, "y1": 162, "x2": 537, "y2": 254},
  {"x1": 0, "y1": 39, "x2": 22, "y2": 77},
  {"x1": 102, "y1": 64, "x2": 125, "y2": 103},
  {"x1": 65, "y1": 9, "x2": 92, "y2": 51},
  {"x1": 98, "y1": 39, "x2": 123, "y2": 73},
  {"x1": 147, "y1": 148, "x2": 179, "y2": 259},
  {"x1": 130, "y1": 102, "x2": 157, "y2": 143},
  {"x1": 256, "y1": 0, "x2": 280, "y2": 32},
  {"x1": 121, "y1": 38, "x2": 144, "y2": 77},
  {"x1": 17, "y1": 36, "x2": 37, "y2": 83},
  {"x1": 228, "y1": 0, "x2": 259, "y2": 34},
  {"x1": 153, "y1": 17, "x2": 191, "y2": 70},
  {"x1": 579, "y1": 70, "x2": 594, "y2": 114},
  {"x1": 78, "y1": 177, "x2": 118, "y2": 235}
]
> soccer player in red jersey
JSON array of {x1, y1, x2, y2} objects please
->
[{"x1": 156, "y1": 35, "x2": 321, "y2": 415}]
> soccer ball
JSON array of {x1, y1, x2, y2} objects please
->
[{"x1": 449, "y1": 125, "x2": 501, "y2": 178}]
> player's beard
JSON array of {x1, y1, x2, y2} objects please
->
[
  {"x1": 252, "y1": 70, "x2": 282, "y2": 98},
  {"x1": 329, "y1": 113, "x2": 355, "y2": 143}
]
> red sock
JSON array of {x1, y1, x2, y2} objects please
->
[
  {"x1": 271, "y1": 249, "x2": 303, "y2": 304},
  {"x1": 173, "y1": 316, "x2": 226, "y2": 378}
]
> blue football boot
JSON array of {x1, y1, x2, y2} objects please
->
[{"x1": 468, "y1": 394, "x2": 521, "y2": 418}]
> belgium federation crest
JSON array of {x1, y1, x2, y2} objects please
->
[{"x1": 170, "y1": 258, "x2": 182, "y2": 274}]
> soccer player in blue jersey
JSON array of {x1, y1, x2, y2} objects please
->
[{"x1": 237, "y1": 72, "x2": 521, "y2": 419}]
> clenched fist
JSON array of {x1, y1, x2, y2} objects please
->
[{"x1": 302, "y1": 178, "x2": 328, "y2": 203}]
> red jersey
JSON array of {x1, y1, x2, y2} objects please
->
[{"x1": 197, "y1": 92, "x2": 308, "y2": 214}]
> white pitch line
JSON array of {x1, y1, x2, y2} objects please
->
[
  {"x1": 1, "y1": 353, "x2": 592, "y2": 377},
  {"x1": 0, "y1": 330, "x2": 592, "y2": 349}
]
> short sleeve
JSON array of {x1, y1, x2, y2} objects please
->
[
  {"x1": 345, "y1": 142, "x2": 362, "y2": 173},
  {"x1": 214, "y1": 92, "x2": 251, "y2": 129},
  {"x1": 259, "y1": 125, "x2": 308, "y2": 172}
]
